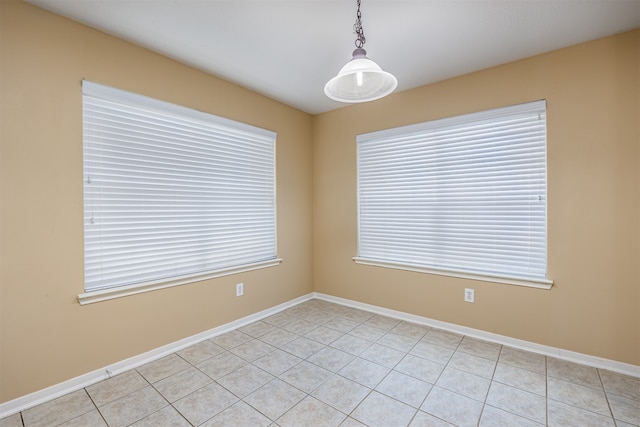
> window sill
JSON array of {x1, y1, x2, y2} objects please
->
[
  {"x1": 77, "y1": 258, "x2": 283, "y2": 305},
  {"x1": 353, "y1": 257, "x2": 553, "y2": 290}
]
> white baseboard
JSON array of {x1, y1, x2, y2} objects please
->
[
  {"x1": 313, "y1": 292, "x2": 640, "y2": 378},
  {"x1": 2, "y1": 291, "x2": 638, "y2": 419},
  {"x1": 0, "y1": 293, "x2": 313, "y2": 419}
]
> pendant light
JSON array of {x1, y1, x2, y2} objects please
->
[{"x1": 324, "y1": 0, "x2": 397, "y2": 103}]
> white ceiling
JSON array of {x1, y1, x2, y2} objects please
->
[{"x1": 27, "y1": 0, "x2": 640, "y2": 115}]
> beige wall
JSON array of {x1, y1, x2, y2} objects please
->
[
  {"x1": 313, "y1": 30, "x2": 640, "y2": 366},
  {"x1": 0, "y1": 0, "x2": 313, "y2": 402}
]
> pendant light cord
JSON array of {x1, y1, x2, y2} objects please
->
[{"x1": 354, "y1": 0, "x2": 366, "y2": 49}]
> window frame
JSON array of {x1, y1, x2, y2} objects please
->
[
  {"x1": 354, "y1": 100, "x2": 552, "y2": 289},
  {"x1": 78, "y1": 81, "x2": 281, "y2": 305}
]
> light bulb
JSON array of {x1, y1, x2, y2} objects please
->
[{"x1": 356, "y1": 71, "x2": 363, "y2": 87}]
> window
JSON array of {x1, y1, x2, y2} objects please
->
[
  {"x1": 355, "y1": 100, "x2": 551, "y2": 289},
  {"x1": 80, "y1": 81, "x2": 279, "y2": 303}
]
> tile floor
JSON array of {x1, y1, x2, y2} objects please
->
[{"x1": 1, "y1": 299, "x2": 639, "y2": 427}]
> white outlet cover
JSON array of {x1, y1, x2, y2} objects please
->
[{"x1": 464, "y1": 288, "x2": 474, "y2": 303}]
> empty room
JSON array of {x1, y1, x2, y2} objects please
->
[{"x1": 1, "y1": 0, "x2": 639, "y2": 426}]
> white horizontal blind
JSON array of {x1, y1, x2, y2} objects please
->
[
  {"x1": 357, "y1": 100, "x2": 548, "y2": 284},
  {"x1": 83, "y1": 81, "x2": 277, "y2": 292}
]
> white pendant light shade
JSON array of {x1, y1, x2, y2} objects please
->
[{"x1": 324, "y1": 48, "x2": 398, "y2": 103}]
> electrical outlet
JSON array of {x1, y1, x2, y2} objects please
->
[
  {"x1": 464, "y1": 288, "x2": 474, "y2": 303},
  {"x1": 236, "y1": 283, "x2": 244, "y2": 297}
]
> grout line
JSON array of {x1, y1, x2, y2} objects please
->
[{"x1": 544, "y1": 351, "x2": 548, "y2": 427}]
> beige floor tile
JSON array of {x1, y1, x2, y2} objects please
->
[
  {"x1": 137, "y1": 354, "x2": 191, "y2": 383},
  {"x1": 196, "y1": 350, "x2": 246, "y2": 379},
  {"x1": 493, "y1": 362, "x2": 547, "y2": 396},
  {"x1": 312, "y1": 375, "x2": 371, "y2": 414},
  {"x1": 365, "y1": 314, "x2": 401, "y2": 331},
  {"x1": 303, "y1": 309, "x2": 336, "y2": 325},
  {"x1": 447, "y1": 351, "x2": 497, "y2": 379},
  {"x1": 360, "y1": 342, "x2": 406, "y2": 368},
  {"x1": 324, "y1": 316, "x2": 360, "y2": 333},
  {"x1": 304, "y1": 325, "x2": 344, "y2": 345},
  {"x1": 339, "y1": 417, "x2": 368, "y2": 427},
  {"x1": 86, "y1": 370, "x2": 148, "y2": 407},
  {"x1": 201, "y1": 401, "x2": 271, "y2": 427},
  {"x1": 176, "y1": 339, "x2": 224, "y2": 365},
  {"x1": 375, "y1": 370, "x2": 432, "y2": 408},
  {"x1": 599, "y1": 369, "x2": 640, "y2": 401},
  {"x1": 281, "y1": 336, "x2": 325, "y2": 358},
  {"x1": 244, "y1": 379, "x2": 306, "y2": 420},
  {"x1": 22, "y1": 389, "x2": 95, "y2": 427},
  {"x1": 498, "y1": 347, "x2": 546, "y2": 374},
  {"x1": 547, "y1": 357, "x2": 601, "y2": 389},
  {"x1": 173, "y1": 382, "x2": 238, "y2": 425},
  {"x1": 479, "y1": 405, "x2": 544, "y2": 427},
  {"x1": 282, "y1": 304, "x2": 312, "y2": 318},
  {"x1": 336, "y1": 308, "x2": 374, "y2": 323},
  {"x1": 258, "y1": 328, "x2": 298, "y2": 347},
  {"x1": 421, "y1": 329, "x2": 463, "y2": 349},
  {"x1": 349, "y1": 324, "x2": 386, "y2": 341},
  {"x1": 277, "y1": 396, "x2": 347, "y2": 427},
  {"x1": 296, "y1": 300, "x2": 325, "y2": 311},
  {"x1": 608, "y1": 392, "x2": 640, "y2": 425},
  {"x1": 304, "y1": 299, "x2": 337, "y2": 311},
  {"x1": 307, "y1": 346, "x2": 355, "y2": 372},
  {"x1": 216, "y1": 363, "x2": 274, "y2": 398},
  {"x1": 282, "y1": 318, "x2": 318, "y2": 335},
  {"x1": 351, "y1": 391, "x2": 417, "y2": 427},
  {"x1": 229, "y1": 338, "x2": 275, "y2": 362},
  {"x1": 486, "y1": 382, "x2": 546, "y2": 424},
  {"x1": 239, "y1": 321, "x2": 277, "y2": 338},
  {"x1": 410, "y1": 341, "x2": 454, "y2": 365},
  {"x1": 377, "y1": 332, "x2": 419, "y2": 353},
  {"x1": 330, "y1": 334, "x2": 372, "y2": 355},
  {"x1": 0, "y1": 413, "x2": 23, "y2": 427},
  {"x1": 409, "y1": 410, "x2": 455, "y2": 426},
  {"x1": 152, "y1": 366, "x2": 212, "y2": 402},
  {"x1": 547, "y1": 377, "x2": 610, "y2": 416},
  {"x1": 210, "y1": 330, "x2": 252, "y2": 349},
  {"x1": 435, "y1": 367, "x2": 490, "y2": 402},
  {"x1": 391, "y1": 322, "x2": 430, "y2": 340},
  {"x1": 339, "y1": 357, "x2": 390, "y2": 388},
  {"x1": 253, "y1": 349, "x2": 302, "y2": 376},
  {"x1": 58, "y1": 410, "x2": 107, "y2": 427},
  {"x1": 261, "y1": 311, "x2": 294, "y2": 328},
  {"x1": 547, "y1": 399, "x2": 616, "y2": 427},
  {"x1": 128, "y1": 406, "x2": 190, "y2": 427},
  {"x1": 98, "y1": 386, "x2": 167, "y2": 427},
  {"x1": 395, "y1": 354, "x2": 445, "y2": 383},
  {"x1": 457, "y1": 337, "x2": 501, "y2": 361},
  {"x1": 280, "y1": 360, "x2": 333, "y2": 393},
  {"x1": 421, "y1": 386, "x2": 483, "y2": 427}
]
